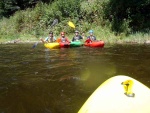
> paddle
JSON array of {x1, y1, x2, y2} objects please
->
[
  {"x1": 32, "y1": 19, "x2": 58, "y2": 49},
  {"x1": 68, "y1": 21, "x2": 85, "y2": 43},
  {"x1": 68, "y1": 21, "x2": 75, "y2": 29}
]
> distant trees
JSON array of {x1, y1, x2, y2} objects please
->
[
  {"x1": 104, "y1": 0, "x2": 150, "y2": 33},
  {"x1": 0, "y1": 0, "x2": 34, "y2": 18},
  {"x1": 0, "y1": 0, "x2": 54, "y2": 19},
  {"x1": 0, "y1": 0, "x2": 149, "y2": 34}
]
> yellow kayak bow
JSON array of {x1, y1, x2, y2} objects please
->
[{"x1": 78, "y1": 75, "x2": 150, "y2": 113}]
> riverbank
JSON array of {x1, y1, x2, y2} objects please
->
[
  {"x1": 1, "y1": 37, "x2": 150, "y2": 45},
  {"x1": 0, "y1": 0, "x2": 149, "y2": 46},
  {"x1": 0, "y1": 30, "x2": 150, "y2": 44}
]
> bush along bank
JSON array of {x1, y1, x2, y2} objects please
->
[{"x1": 0, "y1": 0, "x2": 149, "y2": 44}]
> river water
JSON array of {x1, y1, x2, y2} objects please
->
[{"x1": 0, "y1": 43, "x2": 150, "y2": 113}]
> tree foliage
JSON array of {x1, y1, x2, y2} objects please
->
[
  {"x1": 0, "y1": 0, "x2": 149, "y2": 39},
  {"x1": 56, "y1": 0, "x2": 81, "y2": 18},
  {"x1": 104, "y1": 0, "x2": 150, "y2": 33},
  {"x1": 0, "y1": 0, "x2": 54, "y2": 18}
]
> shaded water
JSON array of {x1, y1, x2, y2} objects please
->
[{"x1": 0, "y1": 43, "x2": 150, "y2": 113}]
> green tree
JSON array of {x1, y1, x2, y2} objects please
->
[
  {"x1": 56, "y1": 0, "x2": 81, "y2": 18},
  {"x1": 0, "y1": 0, "x2": 55, "y2": 19},
  {"x1": 104, "y1": 0, "x2": 150, "y2": 33}
]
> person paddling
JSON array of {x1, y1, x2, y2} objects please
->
[
  {"x1": 85, "y1": 30, "x2": 96, "y2": 43},
  {"x1": 40, "y1": 31, "x2": 56, "y2": 43},
  {"x1": 72, "y1": 30, "x2": 83, "y2": 42},
  {"x1": 57, "y1": 32, "x2": 70, "y2": 43}
]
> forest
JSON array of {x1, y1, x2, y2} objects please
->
[{"x1": 0, "y1": 0, "x2": 150, "y2": 43}]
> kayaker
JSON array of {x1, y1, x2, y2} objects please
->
[
  {"x1": 40, "y1": 31, "x2": 56, "y2": 43},
  {"x1": 72, "y1": 30, "x2": 83, "y2": 42},
  {"x1": 85, "y1": 30, "x2": 96, "y2": 43},
  {"x1": 57, "y1": 32, "x2": 70, "y2": 43}
]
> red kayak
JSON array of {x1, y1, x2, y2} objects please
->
[
  {"x1": 59, "y1": 42, "x2": 70, "y2": 48},
  {"x1": 84, "y1": 41, "x2": 104, "y2": 47}
]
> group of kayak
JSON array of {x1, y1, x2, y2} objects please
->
[{"x1": 40, "y1": 30, "x2": 104, "y2": 49}]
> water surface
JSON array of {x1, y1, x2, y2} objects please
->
[{"x1": 0, "y1": 43, "x2": 150, "y2": 113}]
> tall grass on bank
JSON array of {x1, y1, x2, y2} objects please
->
[{"x1": 121, "y1": 32, "x2": 150, "y2": 44}]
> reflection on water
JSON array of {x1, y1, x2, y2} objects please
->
[{"x1": 0, "y1": 43, "x2": 150, "y2": 113}]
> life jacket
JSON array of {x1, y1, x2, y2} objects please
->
[
  {"x1": 72, "y1": 35, "x2": 83, "y2": 41},
  {"x1": 57, "y1": 37, "x2": 69, "y2": 43},
  {"x1": 45, "y1": 36, "x2": 56, "y2": 42},
  {"x1": 74, "y1": 36, "x2": 79, "y2": 41},
  {"x1": 87, "y1": 36, "x2": 96, "y2": 41},
  {"x1": 61, "y1": 37, "x2": 67, "y2": 42}
]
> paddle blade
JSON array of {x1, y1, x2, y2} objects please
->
[
  {"x1": 51, "y1": 19, "x2": 58, "y2": 27},
  {"x1": 32, "y1": 42, "x2": 38, "y2": 49},
  {"x1": 68, "y1": 21, "x2": 75, "y2": 29}
]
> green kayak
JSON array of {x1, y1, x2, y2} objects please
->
[{"x1": 70, "y1": 41, "x2": 83, "y2": 47}]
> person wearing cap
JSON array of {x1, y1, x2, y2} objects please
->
[
  {"x1": 85, "y1": 30, "x2": 96, "y2": 43},
  {"x1": 72, "y1": 30, "x2": 83, "y2": 42},
  {"x1": 40, "y1": 31, "x2": 56, "y2": 43},
  {"x1": 57, "y1": 32, "x2": 70, "y2": 43}
]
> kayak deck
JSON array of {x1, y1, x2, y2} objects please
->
[
  {"x1": 78, "y1": 75, "x2": 150, "y2": 113},
  {"x1": 84, "y1": 41, "x2": 104, "y2": 47},
  {"x1": 44, "y1": 42, "x2": 60, "y2": 49}
]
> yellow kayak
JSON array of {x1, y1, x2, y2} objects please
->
[
  {"x1": 78, "y1": 75, "x2": 150, "y2": 113},
  {"x1": 44, "y1": 42, "x2": 60, "y2": 49}
]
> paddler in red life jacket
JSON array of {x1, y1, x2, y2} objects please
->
[
  {"x1": 72, "y1": 30, "x2": 84, "y2": 42},
  {"x1": 57, "y1": 32, "x2": 70, "y2": 43},
  {"x1": 85, "y1": 30, "x2": 97, "y2": 43},
  {"x1": 40, "y1": 31, "x2": 56, "y2": 43}
]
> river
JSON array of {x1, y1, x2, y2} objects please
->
[{"x1": 0, "y1": 43, "x2": 150, "y2": 113}]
